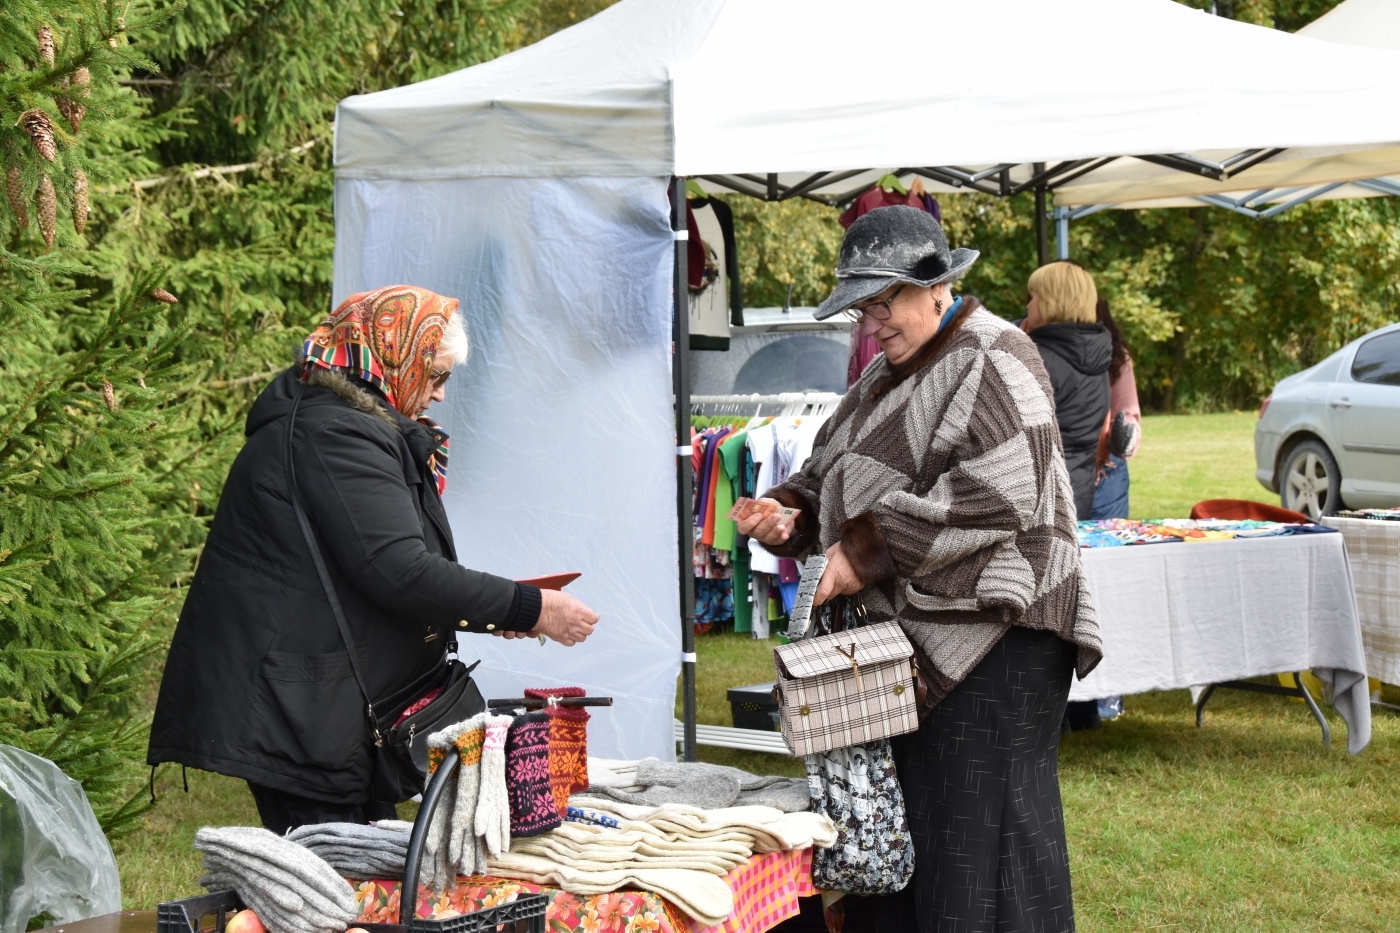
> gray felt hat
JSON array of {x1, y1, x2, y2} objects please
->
[{"x1": 814, "y1": 205, "x2": 979, "y2": 320}]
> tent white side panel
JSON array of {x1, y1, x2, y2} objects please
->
[{"x1": 333, "y1": 176, "x2": 681, "y2": 761}]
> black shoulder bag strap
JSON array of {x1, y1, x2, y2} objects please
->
[{"x1": 284, "y1": 381, "x2": 384, "y2": 746}]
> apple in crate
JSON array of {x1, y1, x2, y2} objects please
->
[{"x1": 225, "y1": 910, "x2": 266, "y2": 933}]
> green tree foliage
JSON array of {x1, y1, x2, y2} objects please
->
[{"x1": 0, "y1": 1, "x2": 197, "y2": 834}]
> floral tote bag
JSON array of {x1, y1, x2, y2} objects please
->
[{"x1": 805, "y1": 738, "x2": 914, "y2": 895}]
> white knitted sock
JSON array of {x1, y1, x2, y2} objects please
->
[{"x1": 475, "y1": 713, "x2": 514, "y2": 858}]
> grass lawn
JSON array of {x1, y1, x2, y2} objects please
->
[
  {"x1": 117, "y1": 411, "x2": 1397, "y2": 930},
  {"x1": 1130, "y1": 411, "x2": 1275, "y2": 519}
]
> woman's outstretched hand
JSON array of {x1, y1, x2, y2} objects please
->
[
  {"x1": 735, "y1": 497, "x2": 793, "y2": 547},
  {"x1": 496, "y1": 589, "x2": 599, "y2": 646}
]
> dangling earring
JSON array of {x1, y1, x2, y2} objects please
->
[{"x1": 934, "y1": 298, "x2": 944, "y2": 314}]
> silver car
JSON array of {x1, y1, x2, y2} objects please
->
[{"x1": 1255, "y1": 322, "x2": 1400, "y2": 518}]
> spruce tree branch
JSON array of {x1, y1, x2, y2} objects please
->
[{"x1": 103, "y1": 139, "x2": 320, "y2": 193}]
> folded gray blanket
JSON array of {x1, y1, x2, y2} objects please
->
[
  {"x1": 586, "y1": 759, "x2": 810, "y2": 813},
  {"x1": 195, "y1": 827, "x2": 357, "y2": 933}
]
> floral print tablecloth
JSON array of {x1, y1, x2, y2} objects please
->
[{"x1": 352, "y1": 847, "x2": 816, "y2": 933}]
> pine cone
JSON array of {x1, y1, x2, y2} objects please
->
[
  {"x1": 150, "y1": 288, "x2": 179, "y2": 305},
  {"x1": 72, "y1": 169, "x2": 88, "y2": 234},
  {"x1": 37, "y1": 175, "x2": 56, "y2": 247},
  {"x1": 21, "y1": 110, "x2": 57, "y2": 162},
  {"x1": 102, "y1": 380, "x2": 117, "y2": 412},
  {"x1": 6, "y1": 167, "x2": 27, "y2": 229},
  {"x1": 63, "y1": 69, "x2": 89, "y2": 134},
  {"x1": 38, "y1": 27, "x2": 55, "y2": 67}
]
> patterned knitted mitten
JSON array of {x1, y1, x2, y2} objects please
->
[
  {"x1": 524, "y1": 687, "x2": 590, "y2": 815},
  {"x1": 449, "y1": 713, "x2": 487, "y2": 877},
  {"x1": 421, "y1": 718, "x2": 475, "y2": 891},
  {"x1": 504, "y1": 712, "x2": 561, "y2": 837},
  {"x1": 474, "y1": 713, "x2": 514, "y2": 858}
]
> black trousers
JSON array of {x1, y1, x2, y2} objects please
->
[
  {"x1": 248, "y1": 782, "x2": 398, "y2": 836},
  {"x1": 843, "y1": 626, "x2": 1077, "y2": 933}
]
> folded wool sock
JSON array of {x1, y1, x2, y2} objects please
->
[
  {"x1": 583, "y1": 773, "x2": 741, "y2": 810},
  {"x1": 635, "y1": 758, "x2": 810, "y2": 811},
  {"x1": 586, "y1": 758, "x2": 641, "y2": 789},
  {"x1": 194, "y1": 827, "x2": 356, "y2": 933},
  {"x1": 475, "y1": 714, "x2": 514, "y2": 857},
  {"x1": 505, "y1": 712, "x2": 561, "y2": 838},
  {"x1": 287, "y1": 822, "x2": 410, "y2": 850},
  {"x1": 448, "y1": 713, "x2": 487, "y2": 876}
]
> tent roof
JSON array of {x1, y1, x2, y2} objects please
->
[
  {"x1": 336, "y1": 0, "x2": 1400, "y2": 199},
  {"x1": 1057, "y1": 0, "x2": 1400, "y2": 212},
  {"x1": 1301, "y1": 0, "x2": 1400, "y2": 51}
]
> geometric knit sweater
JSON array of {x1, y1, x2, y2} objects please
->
[{"x1": 767, "y1": 304, "x2": 1102, "y2": 709}]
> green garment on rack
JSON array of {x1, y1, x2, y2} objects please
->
[
  {"x1": 731, "y1": 550, "x2": 751, "y2": 633},
  {"x1": 713, "y1": 429, "x2": 749, "y2": 554}
]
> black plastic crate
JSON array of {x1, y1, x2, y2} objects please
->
[
  {"x1": 157, "y1": 889, "x2": 547, "y2": 933},
  {"x1": 728, "y1": 682, "x2": 779, "y2": 731}
]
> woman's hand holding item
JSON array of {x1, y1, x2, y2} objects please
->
[
  {"x1": 501, "y1": 589, "x2": 598, "y2": 646},
  {"x1": 813, "y1": 542, "x2": 864, "y2": 606},
  {"x1": 736, "y1": 497, "x2": 793, "y2": 546}
]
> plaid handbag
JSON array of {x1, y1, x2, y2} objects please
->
[{"x1": 773, "y1": 610, "x2": 919, "y2": 757}]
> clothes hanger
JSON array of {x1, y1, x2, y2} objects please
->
[{"x1": 876, "y1": 173, "x2": 908, "y2": 195}]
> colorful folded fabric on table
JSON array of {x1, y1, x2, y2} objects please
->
[
  {"x1": 1335, "y1": 508, "x2": 1400, "y2": 522},
  {"x1": 350, "y1": 847, "x2": 816, "y2": 933},
  {"x1": 1077, "y1": 517, "x2": 1339, "y2": 548}
]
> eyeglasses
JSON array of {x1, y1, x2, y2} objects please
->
[
  {"x1": 842, "y1": 284, "x2": 906, "y2": 323},
  {"x1": 430, "y1": 367, "x2": 453, "y2": 388}
]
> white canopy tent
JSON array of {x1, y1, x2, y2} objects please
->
[
  {"x1": 1053, "y1": 0, "x2": 1400, "y2": 220},
  {"x1": 333, "y1": 0, "x2": 1400, "y2": 760}
]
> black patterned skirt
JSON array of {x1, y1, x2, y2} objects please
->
[{"x1": 841, "y1": 626, "x2": 1078, "y2": 933}]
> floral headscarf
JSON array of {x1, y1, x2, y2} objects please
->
[{"x1": 302, "y1": 285, "x2": 458, "y2": 494}]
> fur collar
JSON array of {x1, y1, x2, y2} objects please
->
[{"x1": 304, "y1": 367, "x2": 398, "y2": 426}]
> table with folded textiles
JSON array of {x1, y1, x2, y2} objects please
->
[
  {"x1": 351, "y1": 847, "x2": 817, "y2": 933},
  {"x1": 1069, "y1": 519, "x2": 1372, "y2": 753},
  {"x1": 1322, "y1": 509, "x2": 1400, "y2": 686}
]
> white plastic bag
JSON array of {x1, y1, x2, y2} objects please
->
[{"x1": 0, "y1": 745, "x2": 121, "y2": 933}]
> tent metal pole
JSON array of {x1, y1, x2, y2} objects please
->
[
  {"x1": 1055, "y1": 206, "x2": 1070, "y2": 260},
  {"x1": 1033, "y1": 163, "x2": 1048, "y2": 266},
  {"x1": 671, "y1": 176, "x2": 698, "y2": 763}
]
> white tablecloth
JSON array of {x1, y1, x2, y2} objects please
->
[
  {"x1": 1069, "y1": 533, "x2": 1371, "y2": 753},
  {"x1": 1321, "y1": 516, "x2": 1400, "y2": 686}
]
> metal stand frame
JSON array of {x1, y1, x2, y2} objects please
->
[
  {"x1": 1194, "y1": 673, "x2": 1330, "y2": 748},
  {"x1": 401, "y1": 748, "x2": 461, "y2": 924},
  {"x1": 671, "y1": 177, "x2": 697, "y2": 763}
]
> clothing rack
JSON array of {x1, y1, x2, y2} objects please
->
[{"x1": 690, "y1": 392, "x2": 844, "y2": 418}]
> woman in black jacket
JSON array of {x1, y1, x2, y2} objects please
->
[
  {"x1": 1022, "y1": 262, "x2": 1112, "y2": 733},
  {"x1": 1021, "y1": 262, "x2": 1113, "y2": 520},
  {"x1": 148, "y1": 285, "x2": 598, "y2": 833}
]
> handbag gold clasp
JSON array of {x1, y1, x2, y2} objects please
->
[{"x1": 833, "y1": 642, "x2": 862, "y2": 690}]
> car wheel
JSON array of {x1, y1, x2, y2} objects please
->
[{"x1": 1280, "y1": 439, "x2": 1343, "y2": 519}]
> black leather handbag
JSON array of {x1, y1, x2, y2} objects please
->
[{"x1": 284, "y1": 382, "x2": 485, "y2": 802}]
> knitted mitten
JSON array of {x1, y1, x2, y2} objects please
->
[
  {"x1": 421, "y1": 719, "x2": 473, "y2": 891},
  {"x1": 524, "y1": 687, "x2": 590, "y2": 816},
  {"x1": 448, "y1": 713, "x2": 487, "y2": 876},
  {"x1": 475, "y1": 713, "x2": 515, "y2": 858},
  {"x1": 503, "y1": 712, "x2": 560, "y2": 837}
]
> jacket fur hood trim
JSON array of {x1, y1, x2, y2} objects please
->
[{"x1": 305, "y1": 367, "x2": 398, "y2": 426}]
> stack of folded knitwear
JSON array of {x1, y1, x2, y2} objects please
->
[
  {"x1": 486, "y1": 797, "x2": 835, "y2": 926},
  {"x1": 286, "y1": 821, "x2": 413, "y2": 880},
  {"x1": 195, "y1": 827, "x2": 358, "y2": 933}
]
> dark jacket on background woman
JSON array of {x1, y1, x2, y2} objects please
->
[
  {"x1": 1027, "y1": 322, "x2": 1113, "y2": 519},
  {"x1": 147, "y1": 367, "x2": 540, "y2": 803}
]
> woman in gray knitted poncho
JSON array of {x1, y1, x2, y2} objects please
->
[{"x1": 740, "y1": 206, "x2": 1101, "y2": 933}]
